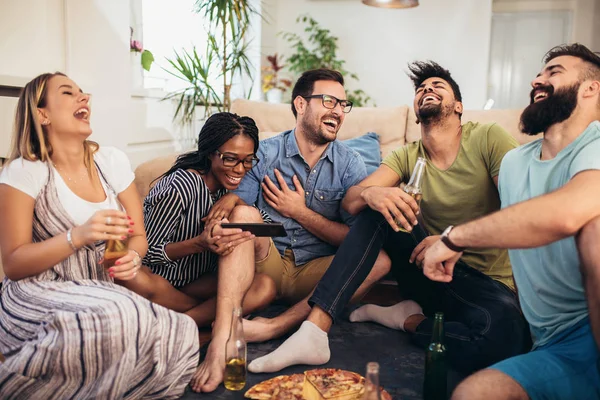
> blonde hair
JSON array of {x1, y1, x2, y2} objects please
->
[{"x1": 8, "y1": 72, "x2": 98, "y2": 173}]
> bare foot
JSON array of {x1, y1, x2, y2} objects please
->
[
  {"x1": 243, "y1": 317, "x2": 279, "y2": 343},
  {"x1": 190, "y1": 338, "x2": 226, "y2": 393}
]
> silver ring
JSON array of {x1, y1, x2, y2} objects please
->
[{"x1": 105, "y1": 216, "x2": 112, "y2": 225}]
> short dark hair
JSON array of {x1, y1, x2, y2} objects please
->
[
  {"x1": 291, "y1": 68, "x2": 345, "y2": 118},
  {"x1": 406, "y1": 61, "x2": 463, "y2": 103},
  {"x1": 544, "y1": 43, "x2": 600, "y2": 81}
]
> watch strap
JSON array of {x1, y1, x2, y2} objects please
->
[{"x1": 441, "y1": 232, "x2": 465, "y2": 252}]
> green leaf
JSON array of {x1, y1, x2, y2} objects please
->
[{"x1": 141, "y1": 50, "x2": 154, "y2": 71}]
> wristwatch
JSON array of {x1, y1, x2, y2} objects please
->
[{"x1": 441, "y1": 225, "x2": 465, "y2": 252}]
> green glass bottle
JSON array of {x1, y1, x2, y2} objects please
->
[{"x1": 423, "y1": 312, "x2": 447, "y2": 400}]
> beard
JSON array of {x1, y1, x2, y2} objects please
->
[
  {"x1": 300, "y1": 108, "x2": 339, "y2": 145},
  {"x1": 520, "y1": 82, "x2": 579, "y2": 135},
  {"x1": 417, "y1": 101, "x2": 455, "y2": 126}
]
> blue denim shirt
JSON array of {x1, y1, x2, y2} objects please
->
[{"x1": 234, "y1": 129, "x2": 367, "y2": 265}]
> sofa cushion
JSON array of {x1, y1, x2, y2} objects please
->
[
  {"x1": 231, "y1": 99, "x2": 408, "y2": 158},
  {"x1": 405, "y1": 109, "x2": 543, "y2": 145},
  {"x1": 134, "y1": 132, "x2": 383, "y2": 200},
  {"x1": 344, "y1": 132, "x2": 382, "y2": 175},
  {"x1": 134, "y1": 153, "x2": 178, "y2": 199}
]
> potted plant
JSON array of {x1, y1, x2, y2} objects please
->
[
  {"x1": 262, "y1": 53, "x2": 292, "y2": 103},
  {"x1": 164, "y1": 0, "x2": 260, "y2": 124},
  {"x1": 281, "y1": 15, "x2": 373, "y2": 107}
]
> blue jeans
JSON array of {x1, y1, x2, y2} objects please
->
[{"x1": 309, "y1": 208, "x2": 531, "y2": 374}]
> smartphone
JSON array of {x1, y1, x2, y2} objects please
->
[{"x1": 220, "y1": 223, "x2": 287, "y2": 237}]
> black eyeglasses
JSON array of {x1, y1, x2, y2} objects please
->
[
  {"x1": 215, "y1": 150, "x2": 259, "y2": 169},
  {"x1": 302, "y1": 94, "x2": 353, "y2": 113}
]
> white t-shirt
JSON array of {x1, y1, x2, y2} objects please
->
[{"x1": 0, "y1": 146, "x2": 135, "y2": 225}]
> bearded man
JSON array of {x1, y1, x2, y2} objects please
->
[{"x1": 423, "y1": 43, "x2": 600, "y2": 400}]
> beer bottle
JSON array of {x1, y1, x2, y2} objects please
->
[
  {"x1": 404, "y1": 156, "x2": 426, "y2": 206},
  {"x1": 224, "y1": 307, "x2": 247, "y2": 391},
  {"x1": 423, "y1": 312, "x2": 447, "y2": 400},
  {"x1": 361, "y1": 362, "x2": 382, "y2": 400},
  {"x1": 104, "y1": 238, "x2": 129, "y2": 269},
  {"x1": 398, "y1": 157, "x2": 427, "y2": 241}
]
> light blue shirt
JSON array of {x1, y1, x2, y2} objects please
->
[
  {"x1": 498, "y1": 121, "x2": 600, "y2": 347},
  {"x1": 234, "y1": 129, "x2": 367, "y2": 265}
]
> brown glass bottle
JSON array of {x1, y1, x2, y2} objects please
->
[{"x1": 361, "y1": 362, "x2": 382, "y2": 400}]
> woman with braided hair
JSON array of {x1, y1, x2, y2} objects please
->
[{"x1": 137, "y1": 112, "x2": 277, "y2": 331}]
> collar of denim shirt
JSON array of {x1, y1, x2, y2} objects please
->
[{"x1": 284, "y1": 128, "x2": 335, "y2": 163}]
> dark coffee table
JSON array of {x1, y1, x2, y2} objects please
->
[{"x1": 181, "y1": 304, "x2": 427, "y2": 399}]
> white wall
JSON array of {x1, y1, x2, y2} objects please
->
[
  {"x1": 64, "y1": 0, "x2": 131, "y2": 149},
  {"x1": 492, "y1": 0, "x2": 599, "y2": 48},
  {"x1": 261, "y1": 0, "x2": 493, "y2": 109},
  {"x1": 0, "y1": 0, "x2": 66, "y2": 81},
  {"x1": 595, "y1": 3, "x2": 600, "y2": 51},
  {"x1": 0, "y1": 0, "x2": 189, "y2": 167}
]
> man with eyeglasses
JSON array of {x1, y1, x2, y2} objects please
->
[
  {"x1": 246, "y1": 61, "x2": 530, "y2": 376},
  {"x1": 233, "y1": 68, "x2": 392, "y2": 360}
]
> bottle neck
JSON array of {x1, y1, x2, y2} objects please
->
[
  {"x1": 366, "y1": 371, "x2": 379, "y2": 388},
  {"x1": 230, "y1": 308, "x2": 243, "y2": 338},
  {"x1": 431, "y1": 313, "x2": 444, "y2": 343},
  {"x1": 363, "y1": 363, "x2": 380, "y2": 399},
  {"x1": 406, "y1": 158, "x2": 426, "y2": 189}
]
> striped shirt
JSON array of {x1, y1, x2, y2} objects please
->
[{"x1": 143, "y1": 169, "x2": 227, "y2": 287}]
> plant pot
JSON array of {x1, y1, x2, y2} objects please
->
[
  {"x1": 266, "y1": 88, "x2": 283, "y2": 104},
  {"x1": 130, "y1": 52, "x2": 144, "y2": 90}
]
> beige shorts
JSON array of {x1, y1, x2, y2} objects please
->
[{"x1": 255, "y1": 240, "x2": 334, "y2": 304}]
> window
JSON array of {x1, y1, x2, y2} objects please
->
[{"x1": 141, "y1": 0, "x2": 221, "y2": 94}]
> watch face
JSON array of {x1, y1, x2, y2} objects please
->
[{"x1": 442, "y1": 226, "x2": 453, "y2": 237}]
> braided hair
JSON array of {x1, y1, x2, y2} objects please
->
[{"x1": 158, "y1": 112, "x2": 259, "y2": 180}]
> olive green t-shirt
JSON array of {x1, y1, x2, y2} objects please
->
[{"x1": 382, "y1": 121, "x2": 518, "y2": 289}]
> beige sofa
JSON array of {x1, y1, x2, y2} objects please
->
[
  {"x1": 0, "y1": 100, "x2": 539, "y2": 282},
  {"x1": 134, "y1": 98, "x2": 540, "y2": 199}
]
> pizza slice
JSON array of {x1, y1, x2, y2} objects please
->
[
  {"x1": 303, "y1": 368, "x2": 365, "y2": 400},
  {"x1": 245, "y1": 373, "x2": 304, "y2": 400}
]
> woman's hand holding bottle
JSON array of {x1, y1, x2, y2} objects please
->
[{"x1": 71, "y1": 209, "x2": 132, "y2": 248}]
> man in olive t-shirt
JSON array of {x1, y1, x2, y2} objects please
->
[
  {"x1": 242, "y1": 61, "x2": 531, "y2": 376},
  {"x1": 382, "y1": 121, "x2": 514, "y2": 288}
]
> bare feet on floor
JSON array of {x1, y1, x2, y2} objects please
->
[
  {"x1": 243, "y1": 317, "x2": 279, "y2": 343},
  {"x1": 190, "y1": 337, "x2": 227, "y2": 393},
  {"x1": 247, "y1": 321, "x2": 330, "y2": 373}
]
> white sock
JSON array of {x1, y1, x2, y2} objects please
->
[
  {"x1": 248, "y1": 321, "x2": 330, "y2": 373},
  {"x1": 349, "y1": 300, "x2": 423, "y2": 332}
]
